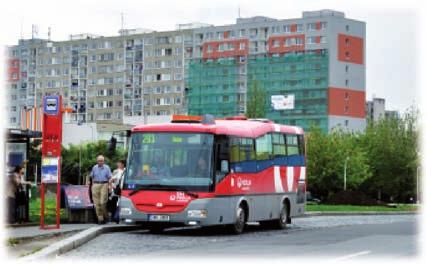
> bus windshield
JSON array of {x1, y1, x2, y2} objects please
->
[{"x1": 124, "y1": 132, "x2": 214, "y2": 192}]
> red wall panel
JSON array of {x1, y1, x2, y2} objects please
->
[
  {"x1": 328, "y1": 87, "x2": 365, "y2": 118},
  {"x1": 268, "y1": 34, "x2": 305, "y2": 53},
  {"x1": 7, "y1": 59, "x2": 20, "y2": 82},
  {"x1": 202, "y1": 39, "x2": 249, "y2": 59},
  {"x1": 337, "y1": 34, "x2": 364, "y2": 65}
]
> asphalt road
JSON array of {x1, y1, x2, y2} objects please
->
[{"x1": 63, "y1": 214, "x2": 418, "y2": 260}]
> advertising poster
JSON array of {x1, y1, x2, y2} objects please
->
[{"x1": 41, "y1": 157, "x2": 59, "y2": 183}]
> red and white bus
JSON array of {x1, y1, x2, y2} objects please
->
[{"x1": 120, "y1": 115, "x2": 306, "y2": 234}]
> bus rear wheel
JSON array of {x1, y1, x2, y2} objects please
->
[
  {"x1": 260, "y1": 203, "x2": 288, "y2": 230},
  {"x1": 228, "y1": 206, "x2": 246, "y2": 235}
]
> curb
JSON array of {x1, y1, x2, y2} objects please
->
[
  {"x1": 302, "y1": 211, "x2": 420, "y2": 216},
  {"x1": 21, "y1": 225, "x2": 141, "y2": 260},
  {"x1": 8, "y1": 229, "x2": 83, "y2": 242}
]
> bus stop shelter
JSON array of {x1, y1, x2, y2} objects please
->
[{"x1": 5, "y1": 128, "x2": 42, "y2": 222}]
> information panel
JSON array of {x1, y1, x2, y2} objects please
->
[{"x1": 41, "y1": 157, "x2": 59, "y2": 183}]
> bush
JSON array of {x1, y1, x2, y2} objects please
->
[{"x1": 326, "y1": 190, "x2": 380, "y2": 206}]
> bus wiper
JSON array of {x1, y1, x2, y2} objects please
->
[
  {"x1": 128, "y1": 184, "x2": 172, "y2": 196},
  {"x1": 128, "y1": 185, "x2": 199, "y2": 198}
]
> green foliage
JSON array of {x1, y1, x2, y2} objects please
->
[
  {"x1": 306, "y1": 126, "x2": 371, "y2": 199},
  {"x1": 359, "y1": 107, "x2": 419, "y2": 202},
  {"x1": 61, "y1": 141, "x2": 127, "y2": 184},
  {"x1": 28, "y1": 140, "x2": 127, "y2": 185},
  {"x1": 307, "y1": 107, "x2": 419, "y2": 203},
  {"x1": 246, "y1": 80, "x2": 266, "y2": 118}
]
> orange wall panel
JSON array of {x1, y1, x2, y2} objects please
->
[
  {"x1": 315, "y1": 21, "x2": 321, "y2": 30},
  {"x1": 268, "y1": 34, "x2": 305, "y2": 53},
  {"x1": 337, "y1": 34, "x2": 364, "y2": 65},
  {"x1": 202, "y1": 39, "x2": 249, "y2": 59},
  {"x1": 328, "y1": 87, "x2": 365, "y2": 118}
]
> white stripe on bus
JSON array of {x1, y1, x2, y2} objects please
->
[
  {"x1": 274, "y1": 166, "x2": 284, "y2": 193},
  {"x1": 287, "y1": 167, "x2": 294, "y2": 192},
  {"x1": 300, "y1": 167, "x2": 306, "y2": 180}
]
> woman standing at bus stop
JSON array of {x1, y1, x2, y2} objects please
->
[{"x1": 108, "y1": 160, "x2": 126, "y2": 223}]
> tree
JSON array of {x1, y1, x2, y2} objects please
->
[
  {"x1": 306, "y1": 126, "x2": 371, "y2": 200},
  {"x1": 246, "y1": 80, "x2": 266, "y2": 118},
  {"x1": 359, "y1": 107, "x2": 419, "y2": 202}
]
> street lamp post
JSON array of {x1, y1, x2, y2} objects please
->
[
  {"x1": 417, "y1": 166, "x2": 420, "y2": 204},
  {"x1": 344, "y1": 157, "x2": 350, "y2": 191}
]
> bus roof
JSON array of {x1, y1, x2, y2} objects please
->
[{"x1": 132, "y1": 119, "x2": 304, "y2": 138}]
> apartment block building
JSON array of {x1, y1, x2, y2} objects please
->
[
  {"x1": 366, "y1": 97, "x2": 399, "y2": 123},
  {"x1": 6, "y1": 28, "x2": 194, "y2": 128},
  {"x1": 6, "y1": 9, "x2": 366, "y2": 133},
  {"x1": 187, "y1": 9, "x2": 366, "y2": 133}
]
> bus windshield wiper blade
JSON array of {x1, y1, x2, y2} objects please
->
[
  {"x1": 128, "y1": 184, "x2": 178, "y2": 196},
  {"x1": 128, "y1": 185, "x2": 199, "y2": 198}
]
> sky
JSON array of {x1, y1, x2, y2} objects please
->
[{"x1": 0, "y1": 0, "x2": 424, "y2": 113}]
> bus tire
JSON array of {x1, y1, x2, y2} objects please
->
[
  {"x1": 260, "y1": 203, "x2": 288, "y2": 230},
  {"x1": 274, "y1": 203, "x2": 288, "y2": 229},
  {"x1": 228, "y1": 205, "x2": 246, "y2": 235}
]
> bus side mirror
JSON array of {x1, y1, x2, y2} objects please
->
[{"x1": 220, "y1": 160, "x2": 229, "y2": 173}]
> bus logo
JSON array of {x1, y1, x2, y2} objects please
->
[{"x1": 237, "y1": 177, "x2": 252, "y2": 190}]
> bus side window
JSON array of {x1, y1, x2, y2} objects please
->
[
  {"x1": 255, "y1": 134, "x2": 273, "y2": 160},
  {"x1": 286, "y1": 134, "x2": 300, "y2": 156},
  {"x1": 272, "y1": 133, "x2": 286, "y2": 157},
  {"x1": 230, "y1": 137, "x2": 240, "y2": 163}
]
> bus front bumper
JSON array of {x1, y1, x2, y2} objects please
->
[{"x1": 119, "y1": 196, "x2": 236, "y2": 227}]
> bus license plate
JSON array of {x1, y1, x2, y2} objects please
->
[{"x1": 148, "y1": 214, "x2": 170, "y2": 221}]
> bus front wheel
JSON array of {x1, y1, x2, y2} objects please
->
[{"x1": 228, "y1": 205, "x2": 246, "y2": 235}]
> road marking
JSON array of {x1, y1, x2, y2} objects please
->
[{"x1": 331, "y1": 250, "x2": 371, "y2": 262}]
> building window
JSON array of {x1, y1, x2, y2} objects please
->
[
  {"x1": 239, "y1": 29, "x2": 246, "y2": 37},
  {"x1": 207, "y1": 45, "x2": 213, "y2": 53},
  {"x1": 217, "y1": 32, "x2": 224, "y2": 39},
  {"x1": 321, "y1": 22, "x2": 327, "y2": 30},
  {"x1": 345, "y1": 92, "x2": 349, "y2": 100},
  {"x1": 239, "y1": 42, "x2": 246, "y2": 50},
  {"x1": 283, "y1": 25, "x2": 291, "y2": 33},
  {"x1": 307, "y1": 23, "x2": 316, "y2": 31},
  {"x1": 345, "y1": 65, "x2": 349, "y2": 73},
  {"x1": 346, "y1": 25, "x2": 349, "y2": 32},
  {"x1": 306, "y1": 36, "x2": 316, "y2": 44},
  {"x1": 320, "y1": 36, "x2": 327, "y2": 43},
  {"x1": 344, "y1": 106, "x2": 349, "y2": 114},
  {"x1": 345, "y1": 79, "x2": 349, "y2": 86},
  {"x1": 272, "y1": 40, "x2": 280, "y2": 47},
  {"x1": 296, "y1": 24, "x2": 303, "y2": 32},
  {"x1": 345, "y1": 38, "x2": 350, "y2": 47},
  {"x1": 345, "y1": 51, "x2": 350, "y2": 59},
  {"x1": 344, "y1": 120, "x2": 349, "y2": 126}
]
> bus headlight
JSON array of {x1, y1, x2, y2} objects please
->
[
  {"x1": 187, "y1": 209, "x2": 208, "y2": 218},
  {"x1": 120, "y1": 207, "x2": 132, "y2": 216}
]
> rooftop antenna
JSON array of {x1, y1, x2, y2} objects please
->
[
  {"x1": 121, "y1": 12, "x2": 124, "y2": 35},
  {"x1": 20, "y1": 18, "x2": 24, "y2": 39},
  {"x1": 48, "y1": 27, "x2": 51, "y2": 41},
  {"x1": 238, "y1": 6, "x2": 241, "y2": 18},
  {"x1": 31, "y1": 24, "x2": 38, "y2": 39}
]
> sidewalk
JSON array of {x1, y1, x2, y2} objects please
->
[{"x1": 6, "y1": 223, "x2": 98, "y2": 240}]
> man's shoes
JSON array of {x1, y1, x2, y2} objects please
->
[{"x1": 98, "y1": 220, "x2": 107, "y2": 225}]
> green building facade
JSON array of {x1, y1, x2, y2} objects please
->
[{"x1": 186, "y1": 50, "x2": 329, "y2": 132}]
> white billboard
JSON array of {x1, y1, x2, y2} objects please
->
[{"x1": 271, "y1": 94, "x2": 295, "y2": 110}]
